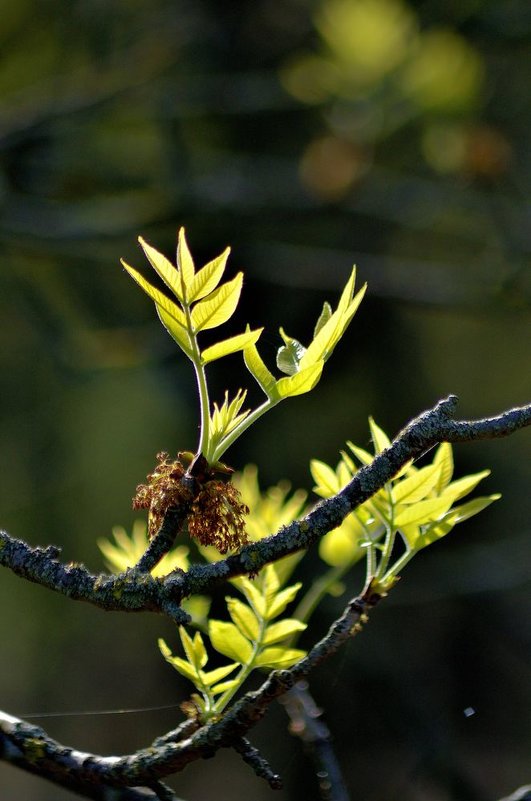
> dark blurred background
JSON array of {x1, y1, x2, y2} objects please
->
[{"x1": 1, "y1": 1, "x2": 530, "y2": 799}]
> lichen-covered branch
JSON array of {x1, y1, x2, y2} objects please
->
[
  {"x1": 1, "y1": 396, "x2": 530, "y2": 798},
  {"x1": 0, "y1": 582, "x2": 378, "y2": 794},
  {"x1": 2, "y1": 397, "x2": 529, "y2": 617}
]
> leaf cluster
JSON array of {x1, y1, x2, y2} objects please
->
[
  {"x1": 122, "y1": 229, "x2": 366, "y2": 464},
  {"x1": 312, "y1": 418, "x2": 500, "y2": 589},
  {"x1": 159, "y1": 563, "x2": 306, "y2": 721}
]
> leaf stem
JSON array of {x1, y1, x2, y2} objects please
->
[{"x1": 211, "y1": 397, "x2": 279, "y2": 463}]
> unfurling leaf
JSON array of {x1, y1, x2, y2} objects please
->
[
  {"x1": 314, "y1": 301, "x2": 332, "y2": 338},
  {"x1": 276, "y1": 328, "x2": 307, "y2": 375}
]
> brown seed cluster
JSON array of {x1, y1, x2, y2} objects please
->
[{"x1": 133, "y1": 451, "x2": 249, "y2": 553}]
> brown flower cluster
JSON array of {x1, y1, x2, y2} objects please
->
[
  {"x1": 188, "y1": 477, "x2": 249, "y2": 553},
  {"x1": 133, "y1": 452, "x2": 192, "y2": 538},
  {"x1": 132, "y1": 451, "x2": 249, "y2": 553}
]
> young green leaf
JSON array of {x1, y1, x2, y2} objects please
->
[
  {"x1": 210, "y1": 678, "x2": 241, "y2": 696},
  {"x1": 394, "y1": 495, "x2": 454, "y2": 527},
  {"x1": 156, "y1": 304, "x2": 193, "y2": 358},
  {"x1": 137, "y1": 238, "x2": 184, "y2": 303},
  {"x1": 319, "y1": 525, "x2": 364, "y2": 567},
  {"x1": 121, "y1": 260, "x2": 187, "y2": 328},
  {"x1": 276, "y1": 328, "x2": 307, "y2": 376},
  {"x1": 176, "y1": 227, "x2": 195, "y2": 291},
  {"x1": 263, "y1": 619, "x2": 307, "y2": 645},
  {"x1": 422, "y1": 494, "x2": 501, "y2": 544},
  {"x1": 392, "y1": 463, "x2": 442, "y2": 504},
  {"x1": 276, "y1": 361, "x2": 324, "y2": 398},
  {"x1": 265, "y1": 582, "x2": 302, "y2": 620},
  {"x1": 232, "y1": 576, "x2": 267, "y2": 618},
  {"x1": 158, "y1": 638, "x2": 199, "y2": 683},
  {"x1": 369, "y1": 416, "x2": 390, "y2": 454},
  {"x1": 314, "y1": 301, "x2": 332, "y2": 338},
  {"x1": 433, "y1": 442, "x2": 454, "y2": 492},
  {"x1": 226, "y1": 597, "x2": 260, "y2": 642},
  {"x1": 440, "y1": 470, "x2": 491, "y2": 503},
  {"x1": 208, "y1": 620, "x2": 253, "y2": 663},
  {"x1": 191, "y1": 273, "x2": 243, "y2": 332},
  {"x1": 254, "y1": 647, "x2": 305, "y2": 668},
  {"x1": 299, "y1": 272, "x2": 366, "y2": 369},
  {"x1": 310, "y1": 459, "x2": 342, "y2": 496},
  {"x1": 243, "y1": 342, "x2": 279, "y2": 399},
  {"x1": 188, "y1": 247, "x2": 229, "y2": 303},
  {"x1": 201, "y1": 663, "x2": 240, "y2": 688},
  {"x1": 201, "y1": 328, "x2": 263, "y2": 364}
]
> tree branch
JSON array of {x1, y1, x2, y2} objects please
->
[
  {"x1": 0, "y1": 582, "x2": 379, "y2": 794},
  {"x1": 2, "y1": 396, "x2": 529, "y2": 618}
]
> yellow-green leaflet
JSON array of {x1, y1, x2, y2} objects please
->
[
  {"x1": 191, "y1": 273, "x2": 243, "y2": 331},
  {"x1": 138, "y1": 237, "x2": 184, "y2": 303},
  {"x1": 201, "y1": 328, "x2": 263, "y2": 364},
  {"x1": 188, "y1": 248, "x2": 230, "y2": 302}
]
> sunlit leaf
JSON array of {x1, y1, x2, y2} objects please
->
[
  {"x1": 319, "y1": 525, "x2": 364, "y2": 567},
  {"x1": 314, "y1": 301, "x2": 332, "y2": 338},
  {"x1": 201, "y1": 663, "x2": 239, "y2": 687},
  {"x1": 232, "y1": 577, "x2": 267, "y2": 618},
  {"x1": 310, "y1": 459, "x2": 342, "y2": 497},
  {"x1": 158, "y1": 638, "x2": 198, "y2": 682},
  {"x1": 188, "y1": 247, "x2": 230, "y2": 303},
  {"x1": 392, "y1": 463, "x2": 442, "y2": 504},
  {"x1": 265, "y1": 582, "x2": 302, "y2": 620},
  {"x1": 254, "y1": 647, "x2": 305, "y2": 668},
  {"x1": 263, "y1": 619, "x2": 307, "y2": 645},
  {"x1": 424, "y1": 494, "x2": 501, "y2": 544},
  {"x1": 276, "y1": 361, "x2": 324, "y2": 398},
  {"x1": 121, "y1": 260, "x2": 186, "y2": 327},
  {"x1": 138, "y1": 237, "x2": 184, "y2": 302},
  {"x1": 210, "y1": 678, "x2": 241, "y2": 696},
  {"x1": 433, "y1": 442, "x2": 454, "y2": 492},
  {"x1": 394, "y1": 496, "x2": 454, "y2": 527},
  {"x1": 177, "y1": 227, "x2": 195, "y2": 291},
  {"x1": 179, "y1": 626, "x2": 206, "y2": 670},
  {"x1": 157, "y1": 304, "x2": 193, "y2": 358},
  {"x1": 244, "y1": 343, "x2": 278, "y2": 399},
  {"x1": 441, "y1": 470, "x2": 491, "y2": 503},
  {"x1": 369, "y1": 417, "x2": 390, "y2": 454},
  {"x1": 208, "y1": 620, "x2": 253, "y2": 663},
  {"x1": 300, "y1": 272, "x2": 366, "y2": 368},
  {"x1": 226, "y1": 597, "x2": 260, "y2": 641},
  {"x1": 276, "y1": 328, "x2": 306, "y2": 375},
  {"x1": 191, "y1": 273, "x2": 243, "y2": 332},
  {"x1": 399, "y1": 523, "x2": 421, "y2": 549},
  {"x1": 346, "y1": 441, "x2": 374, "y2": 465},
  {"x1": 201, "y1": 328, "x2": 263, "y2": 364}
]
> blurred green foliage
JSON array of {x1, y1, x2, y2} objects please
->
[{"x1": 1, "y1": 1, "x2": 530, "y2": 799}]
